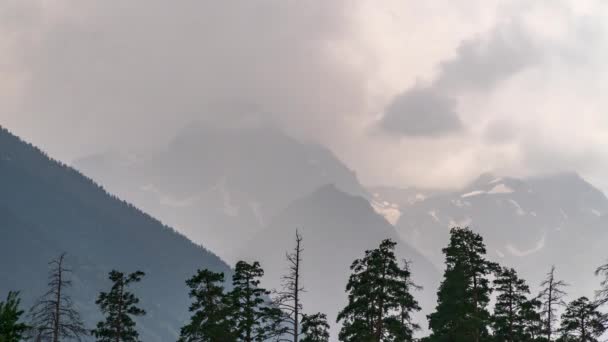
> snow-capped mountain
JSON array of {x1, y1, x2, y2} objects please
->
[{"x1": 372, "y1": 172, "x2": 608, "y2": 298}]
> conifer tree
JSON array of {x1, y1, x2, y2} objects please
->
[
  {"x1": 92, "y1": 270, "x2": 146, "y2": 342},
  {"x1": 520, "y1": 297, "x2": 544, "y2": 341},
  {"x1": 336, "y1": 239, "x2": 420, "y2": 342},
  {"x1": 29, "y1": 253, "x2": 87, "y2": 341},
  {"x1": 228, "y1": 261, "x2": 285, "y2": 342},
  {"x1": 593, "y1": 261, "x2": 608, "y2": 305},
  {"x1": 274, "y1": 230, "x2": 304, "y2": 342},
  {"x1": 427, "y1": 227, "x2": 498, "y2": 342},
  {"x1": 538, "y1": 266, "x2": 568, "y2": 341},
  {"x1": 301, "y1": 313, "x2": 330, "y2": 342},
  {"x1": 559, "y1": 297, "x2": 605, "y2": 342},
  {"x1": 0, "y1": 291, "x2": 29, "y2": 342},
  {"x1": 178, "y1": 269, "x2": 235, "y2": 342},
  {"x1": 492, "y1": 267, "x2": 541, "y2": 342}
]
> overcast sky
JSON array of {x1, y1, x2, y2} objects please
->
[{"x1": 2, "y1": 0, "x2": 608, "y2": 191}]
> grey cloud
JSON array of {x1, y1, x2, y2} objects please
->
[
  {"x1": 380, "y1": 20, "x2": 540, "y2": 137},
  {"x1": 2, "y1": 0, "x2": 365, "y2": 161},
  {"x1": 436, "y1": 24, "x2": 540, "y2": 91},
  {"x1": 380, "y1": 86, "x2": 461, "y2": 137}
]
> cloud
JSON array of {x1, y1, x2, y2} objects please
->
[
  {"x1": 378, "y1": 14, "x2": 541, "y2": 138},
  {"x1": 0, "y1": 0, "x2": 367, "y2": 159},
  {"x1": 380, "y1": 86, "x2": 461, "y2": 136},
  {"x1": 3, "y1": 0, "x2": 608, "y2": 192}
]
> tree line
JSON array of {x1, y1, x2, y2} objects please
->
[{"x1": 2, "y1": 227, "x2": 608, "y2": 341}]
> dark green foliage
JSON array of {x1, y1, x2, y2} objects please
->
[
  {"x1": 0, "y1": 127, "x2": 232, "y2": 341},
  {"x1": 301, "y1": 313, "x2": 330, "y2": 342},
  {"x1": 0, "y1": 292, "x2": 28, "y2": 342},
  {"x1": 337, "y1": 239, "x2": 420, "y2": 342},
  {"x1": 520, "y1": 297, "x2": 544, "y2": 341},
  {"x1": 538, "y1": 266, "x2": 568, "y2": 341},
  {"x1": 92, "y1": 271, "x2": 146, "y2": 342},
  {"x1": 492, "y1": 267, "x2": 542, "y2": 342},
  {"x1": 228, "y1": 261, "x2": 285, "y2": 342},
  {"x1": 559, "y1": 297, "x2": 605, "y2": 342},
  {"x1": 178, "y1": 270, "x2": 235, "y2": 342},
  {"x1": 427, "y1": 227, "x2": 498, "y2": 342}
]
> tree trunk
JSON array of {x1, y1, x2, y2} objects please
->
[
  {"x1": 53, "y1": 255, "x2": 64, "y2": 342},
  {"x1": 116, "y1": 279, "x2": 124, "y2": 342},
  {"x1": 294, "y1": 235, "x2": 300, "y2": 342}
]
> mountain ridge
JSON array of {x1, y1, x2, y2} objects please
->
[{"x1": 0, "y1": 125, "x2": 232, "y2": 341}]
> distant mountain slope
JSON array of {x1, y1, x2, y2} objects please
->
[
  {"x1": 74, "y1": 122, "x2": 368, "y2": 261},
  {"x1": 0, "y1": 126, "x2": 231, "y2": 341},
  {"x1": 373, "y1": 172, "x2": 608, "y2": 299},
  {"x1": 240, "y1": 185, "x2": 439, "y2": 340}
]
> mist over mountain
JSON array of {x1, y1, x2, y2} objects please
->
[
  {"x1": 74, "y1": 122, "x2": 367, "y2": 262},
  {"x1": 240, "y1": 184, "x2": 439, "y2": 338},
  {"x1": 0, "y1": 126, "x2": 231, "y2": 341},
  {"x1": 373, "y1": 172, "x2": 608, "y2": 298},
  {"x1": 73, "y1": 122, "x2": 608, "y2": 324}
]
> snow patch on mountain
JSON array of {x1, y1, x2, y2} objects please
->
[
  {"x1": 508, "y1": 199, "x2": 526, "y2": 216},
  {"x1": 489, "y1": 177, "x2": 504, "y2": 184},
  {"x1": 428, "y1": 210, "x2": 440, "y2": 222},
  {"x1": 371, "y1": 200, "x2": 401, "y2": 225},
  {"x1": 506, "y1": 234, "x2": 546, "y2": 257},
  {"x1": 488, "y1": 183, "x2": 515, "y2": 194},
  {"x1": 462, "y1": 190, "x2": 485, "y2": 198}
]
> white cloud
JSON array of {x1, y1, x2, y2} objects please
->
[{"x1": 2, "y1": 0, "x2": 608, "y2": 191}]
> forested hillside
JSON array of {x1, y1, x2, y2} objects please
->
[{"x1": 0, "y1": 126, "x2": 231, "y2": 341}]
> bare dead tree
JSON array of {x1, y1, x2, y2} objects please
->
[
  {"x1": 538, "y1": 265, "x2": 568, "y2": 341},
  {"x1": 273, "y1": 230, "x2": 304, "y2": 342},
  {"x1": 29, "y1": 253, "x2": 87, "y2": 342}
]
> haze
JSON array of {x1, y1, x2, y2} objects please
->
[{"x1": 3, "y1": 0, "x2": 608, "y2": 192}]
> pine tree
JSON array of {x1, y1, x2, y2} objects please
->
[
  {"x1": 178, "y1": 269, "x2": 235, "y2": 342},
  {"x1": 301, "y1": 313, "x2": 330, "y2": 342},
  {"x1": 492, "y1": 267, "x2": 541, "y2": 342},
  {"x1": 29, "y1": 253, "x2": 87, "y2": 341},
  {"x1": 520, "y1": 297, "x2": 544, "y2": 341},
  {"x1": 593, "y1": 261, "x2": 608, "y2": 305},
  {"x1": 559, "y1": 297, "x2": 605, "y2": 342},
  {"x1": 273, "y1": 230, "x2": 304, "y2": 342},
  {"x1": 228, "y1": 261, "x2": 285, "y2": 342},
  {"x1": 0, "y1": 291, "x2": 29, "y2": 342},
  {"x1": 336, "y1": 239, "x2": 420, "y2": 342},
  {"x1": 427, "y1": 227, "x2": 498, "y2": 342},
  {"x1": 538, "y1": 266, "x2": 568, "y2": 341},
  {"x1": 92, "y1": 270, "x2": 146, "y2": 342}
]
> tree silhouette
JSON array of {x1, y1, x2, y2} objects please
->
[
  {"x1": 273, "y1": 230, "x2": 304, "y2": 342},
  {"x1": 492, "y1": 267, "x2": 541, "y2": 341},
  {"x1": 559, "y1": 297, "x2": 605, "y2": 341},
  {"x1": 0, "y1": 291, "x2": 29, "y2": 342},
  {"x1": 228, "y1": 261, "x2": 285, "y2": 341},
  {"x1": 92, "y1": 270, "x2": 146, "y2": 342},
  {"x1": 29, "y1": 253, "x2": 87, "y2": 341},
  {"x1": 538, "y1": 266, "x2": 568, "y2": 341},
  {"x1": 427, "y1": 227, "x2": 498, "y2": 342},
  {"x1": 178, "y1": 269, "x2": 235, "y2": 342},
  {"x1": 300, "y1": 313, "x2": 329, "y2": 342},
  {"x1": 337, "y1": 239, "x2": 420, "y2": 342}
]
